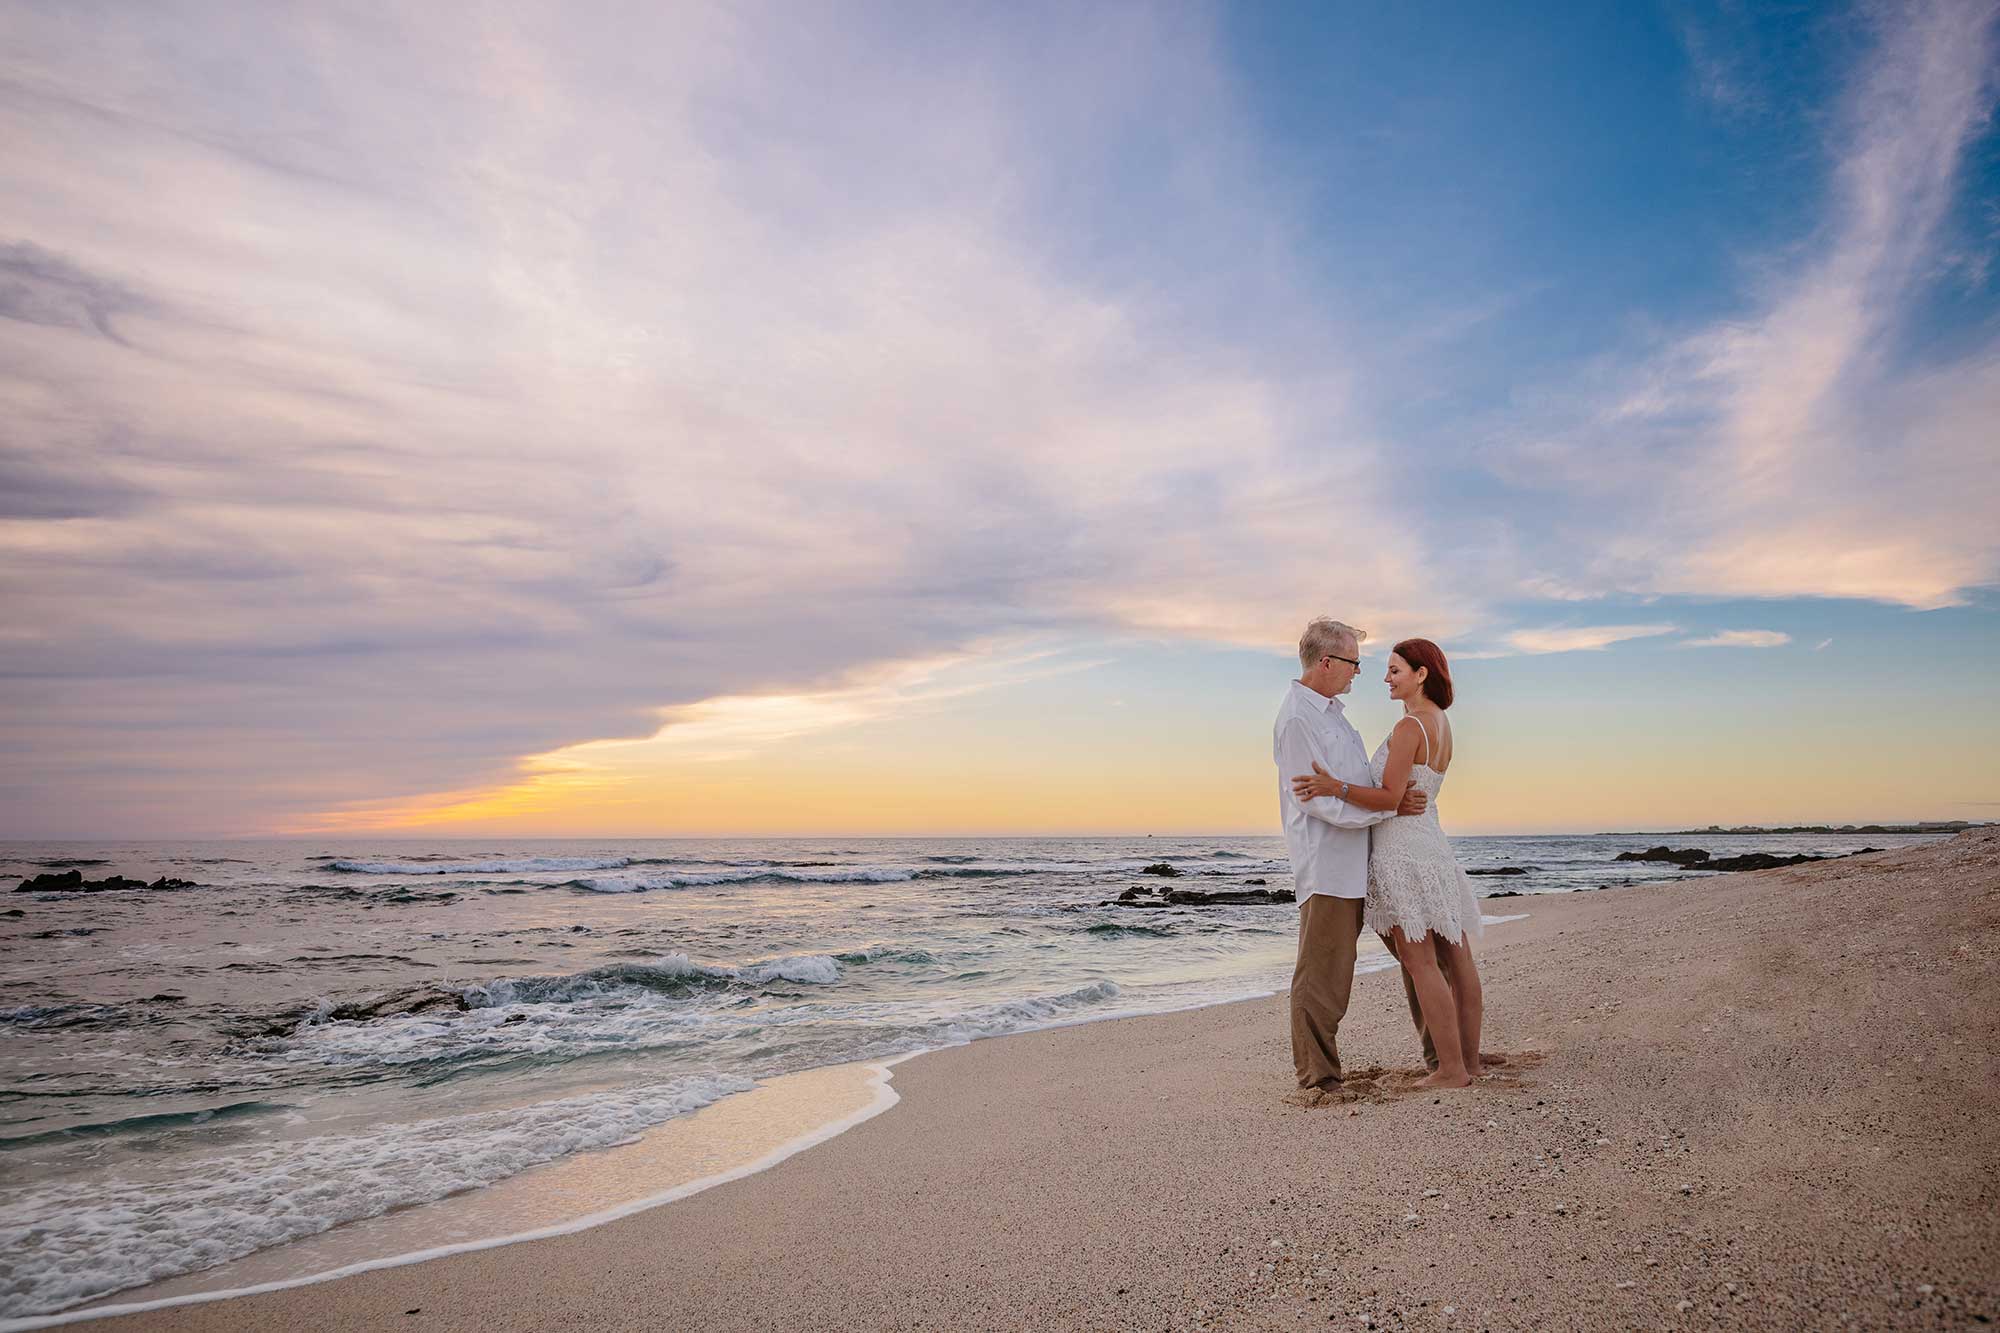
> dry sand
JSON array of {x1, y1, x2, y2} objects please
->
[{"x1": 91, "y1": 829, "x2": 1999, "y2": 1331}]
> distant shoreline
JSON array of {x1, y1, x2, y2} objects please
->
[{"x1": 1598, "y1": 820, "x2": 1986, "y2": 836}]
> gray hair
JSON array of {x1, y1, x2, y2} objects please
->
[{"x1": 1298, "y1": 617, "x2": 1366, "y2": 671}]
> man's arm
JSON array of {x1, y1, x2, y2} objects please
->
[{"x1": 1276, "y1": 718, "x2": 1393, "y2": 829}]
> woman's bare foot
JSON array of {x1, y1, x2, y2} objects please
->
[{"x1": 1418, "y1": 1068, "x2": 1474, "y2": 1089}]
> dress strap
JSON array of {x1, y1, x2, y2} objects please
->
[{"x1": 1398, "y1": 713, "x2": 1432, "y2": 768}]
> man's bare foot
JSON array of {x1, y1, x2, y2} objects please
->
[{"x1": 1418, "y1": 1069, "x2": 1474, "y2": 1089}]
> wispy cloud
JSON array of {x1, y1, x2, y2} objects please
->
[
  {"x1": 1815, "y1": 637, "x2": 1835, "y2": 651},
  {"x1": 1497, "y1": 0, "x2": 2000, "y2": 611},
  {"x1": 0, "y1": 3, "x2": 1470, "y2": 834},
  {"x1": 1503, "y1": 624, "x2": 1679, "y2": 655},
  {"x1": 1683, "y1": 629, "x2": 1792, "y2": 648},
  {"x1": 2, "y1": 2, "x2": 1994, "y2": 836}
]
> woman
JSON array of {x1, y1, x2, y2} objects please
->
[{"x1": 1291, "y1": 639, "x2": 1486, "y2": 1089}]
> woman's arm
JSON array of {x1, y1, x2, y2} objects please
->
[{"x1": 1290, "y1": 718, "x2": 1423, "y2": 811}]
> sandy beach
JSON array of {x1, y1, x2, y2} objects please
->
[{"x1": 81, "y1": 828, "x2": 1998, "y2": 1331}]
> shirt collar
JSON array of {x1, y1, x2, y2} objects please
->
[{"x1": 1291, "y1": 679, "x2": 1345, "y2": 716}]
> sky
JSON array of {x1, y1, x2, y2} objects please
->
[{"x1": 1, "y1": 0, "x2": 1996, "y2": 839}]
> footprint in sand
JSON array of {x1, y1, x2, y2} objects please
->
[
  {"x1": 1366, "y1": 1051, "x2": 1547, "y2": 1102},
  {"x1": 1280, "y1": 1053, "x2": 1545, "y2": 1108}
]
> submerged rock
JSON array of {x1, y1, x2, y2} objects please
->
[
  {"x1": 252, "y1": 985, "x2": 471, "y2": 1038},
  {"x1": 1138, "y1": 862, "x2": 1183, "y2": 877},
  {"x1": 1466, "y1": 867, "x2": 1530, "y2": 876},
  {"x1": 1161, "y1": 887, "x2": 1292, "y2": 906},
  {"x1": 1108, "y1": 879, "x2": 1290, "y2": 907},
  {"x1": 13, "y1": 870, "x2": 201, "y2": 893}
]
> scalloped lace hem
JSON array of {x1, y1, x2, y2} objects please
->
[{"x1": 1365, "y1": 854, "x2": 1484, "y2": 945}]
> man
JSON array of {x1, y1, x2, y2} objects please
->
[{"x1": 1274, "y1": 617, "x2": 1430, "y2": 1105}]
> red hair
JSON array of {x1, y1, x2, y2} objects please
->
[{"x1": 1392, "y1": 638, "x2": 1454, "y2": 709}]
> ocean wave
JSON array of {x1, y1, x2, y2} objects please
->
[
  {"x1": 564, "y1": 867, "x2": 919, "y2": 893},
  {"x1": 0, "y1": 1074, "x2": 752, "y2": 1317},
  {"x1": 565, "y1": 864, "x2": 1031, "y2": 893},
  {"x1": 831, "y1": 944, "x2": 940, "y2": 966},
  {"x1": 328, "y1": 857, "x2": 634, "y2": 875},
  {"x1": 461, "y1": 951, "x2": 846, "y2": 1003},
  {"x1": 0, "y1": 1100, "x2": 293, "y2": 1151},
  {"x1": 936, "y1": 980, "x2": 1123, "y2": 1041},
  {"x1": 260, "y1": 952, "x2": 851, "y2": 1068},
  {"x1": 0, "y1": 1002, "x2": 129, "y2": 1031}
]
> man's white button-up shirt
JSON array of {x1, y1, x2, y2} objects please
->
[{"x1": 1273, "y1": 679, "x2": 1393, "y2": 902}]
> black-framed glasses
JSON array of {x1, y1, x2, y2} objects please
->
[{"x1": 1322, "y1": 653, "x2": 1360, "y2": 667}]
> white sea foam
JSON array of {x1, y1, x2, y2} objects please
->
[
  {"x1": 329, "y1": 857, "x2": 633, "y2": 875},
  {"x1": 0, "y1": 1074, "x2": 754, "y2": 1319}
]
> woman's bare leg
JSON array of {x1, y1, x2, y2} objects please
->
[
  {"x1": 1436, "y1": 935, "x2": 1485, "y2": 1075},
  {"x1": 1392, "y1": 927, "x2": 1469, "y2": 1087}
]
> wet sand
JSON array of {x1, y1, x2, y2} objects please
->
[{"x1": 81, "y1": 828, "x2": 2000, "y2": 1330}]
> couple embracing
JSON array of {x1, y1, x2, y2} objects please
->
[{"x1": 1273, "y1": 617, "x2": 1489, "y2": 1104}]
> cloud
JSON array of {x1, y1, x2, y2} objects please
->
[
  {"x1": 1502, "y1": 624, "x2": 1679, "y2": 655},
  {"x1": 1494, "y1": 0, "x2": 2000, "y2": 611},
  {"x1": 0, "y1": 2, "x2": 1473, "y2": 835},
  {"x1": 1683, "y1": 629, "x2": 1792, "y2": 648},
  {"x1": 290, "y1": 643, "x2": 1104, "y2": 830},
  {"x1": 4, "y1": 2, "x2": 1994, "y2": 836},
  {"x1": 1815, "y1": 637, "x2": 1835, "y2": 650}
]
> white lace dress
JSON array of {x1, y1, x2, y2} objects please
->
[{"x1": 1364, "y1": 717, "x2": 1484, "y2": 946}]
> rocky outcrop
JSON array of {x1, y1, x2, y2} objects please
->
[
  {"x1": 1162, "y1": 887, "x2": 1292, "y2": 905},
  {"x1": 1138, "y1": 863, "x2": 1183, "y2": 878},
  {"x1": 1611, "y1": 846, "x2": 1885, "y2": 874},
  {"x1": 14, "y1": 870, "x2": 201, "y2": 893},
  {"x1": 1614, "y1": 847, "x2": 1711, "y2": 866},
  {"x1": 251, "y1": 985, "x2": 469, "y2": 1038},
  {"x1": 1109, "y1": 881, "x2": 1289, "y2": 907},
  {"x1": 1466, "y1": 867, "x2": 1530, "y2": 876}
]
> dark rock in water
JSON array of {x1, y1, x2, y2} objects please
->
[
  {"x1": 145, "y1": 993, "x2": 186, "y2": 1003},
  {"x1": 13, "y1": 870, "x2": 202, "y2": 893},
  {"x1": 1614, "y1": 846, "x2": 1711, "y2": 866},
  {"x1": 1705, "y1": 851, "x2": 1824, "y2": 872},
  {"x1": 1139, "y1": 862, "x2": 1183, "y2": 878},
  {"x1": 1482, "y1": 890, "x2": 1524, "y2": 898},
  {"x1": 1161, "y1": 887, "x2": 1292, "y2": 906},
  {"x1": 1244, "y1": 878, "x2": 1268, "y2": 885},
  {"x1": 325, "y1": 987, "x2": 469, "y2": 1023},
  {"x1": 3, "y1": 908, "x2": 24, "y2": 917},
  {"x1": 1467, "y1": 867, "x2": 1529, "y2": 877},
  {"x1": 255, "y1": 985, "x2": 470, "y2": 1038},
  {"x1": 29, "y1": 927, "x2": 103, "y2": 939},
  {"x1": 1117, "y1": 886, "x2": 1148, "y2": 902}
]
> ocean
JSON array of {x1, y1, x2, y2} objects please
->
[{"x1": 0, "y1": 829, "x2": 1946, "y2": 1319}]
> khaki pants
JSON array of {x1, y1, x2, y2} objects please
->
[{"x1": 1292, "y1": 895, "x2": 1437, "y2": 1088}]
